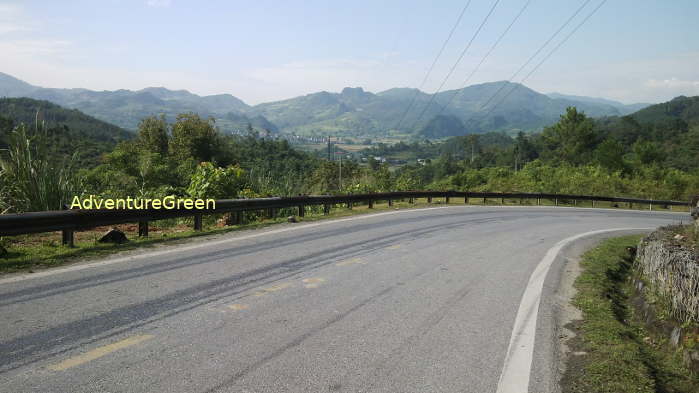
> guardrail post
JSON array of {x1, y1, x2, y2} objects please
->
[
  {"x1": 629, "y1": 202, "x2": 633, "y2": 209},
  {"x1": 573, "y1": 199, "x2": 577, "y2": 207},
  {"x1": 368, "y1": 200, "x2": 374, "y2": 209},
  {"x1": 649, "y1": 201, "x2": 652, "y2": 211},
  {"x1": 409, "y1": 197, "x2": 414, "y2": 204},
  {"x1": 445, "y1": 196, "x2": 450, "y2": 204},
  {"x1": 194, "y1": 213, "x2": 203, "y2": 231},
  {"x1": 555, "y1": 197, "x2": 558, "y2": 206},
  {"x1": 465, "y1": 196, "x2": 469, "y2": 204},
  {"x1": 138, "y1": 221, "x2": 149, "y2": 237},
  {"x1": 501, "y1": 197, "x2": 504, "y2": 205},
  {"x1": 61, "y1": 228, "x2": 74, "y2": 247},
  {"x1": 323, "y1": 204, "x2": 330, "y2": 215},
  {"x1": 483, "y1": 197, "x2": 487, "y2": 204},
  {"x1": 298, "y1": 204, "x2": 305, "y2": 217},
  {"x1": 537, "y1": 197, "x2": 540, "y2": 205},
  {"x1": 427, "y1": 196, "x2": 432, "y2": 203},
  {"x1": 388, "y1": 199, "x2": 393, "y2": 207}
]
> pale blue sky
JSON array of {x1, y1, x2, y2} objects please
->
[{"x1": 1, "y1": 0, "x2": 697, "y2": 104}]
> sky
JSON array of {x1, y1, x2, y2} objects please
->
[{"x1": 1, "y1": 0, "x2": 698, "y2": 105}]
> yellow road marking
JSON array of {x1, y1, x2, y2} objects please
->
[
  {"x1": 386, "y1": 244, "x2": 401, "y2": 250},
  {"x1": 336, "y1": 257, "x2": 365, "y2": 267},
  {"x1": 227, "y1": 303, "x2": 249, "y2": 311},
  {"x1": 254, "y1": 282, "x2": 292, "y2": 297},
  {"x1": 48, "y1": 334, "x2": 154, "y2": 371},
  {"x1": 303, "y1": 277, "x2": 326, "y2": 288}
]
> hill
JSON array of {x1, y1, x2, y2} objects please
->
[
  {"x1": 547, "y1": 92, "x2": 650, "y2": 115},
  {"x1": 0, "y1": 72, "x2": 272, "y2": 134},
  {"x1": 249, "y1": 82, "x2": 634, "y2": 137},
  {"x1": 0, "y1": 97, "x2": 133, "y2": 167},
  {"x1": 0, "y1": 72, "x2": 661, "y2": 140}
]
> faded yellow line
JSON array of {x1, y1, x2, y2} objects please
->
[
  {"x1": 227, "y1": 303, "x2": 249, "y2": 311},
  {"x1": 336, "y1": 257, "x2": 366, "y2": 267},
  {"x1": 303, "y1": 277, "x2": 326, "y2": 288},
  {"x1": 48, "y1": 334, "x2": 154, "y2": 371},
  {"x1": 386, "y1": 244, "x2": 401, "y2": 250},
  {"x1": 254, "y1": 282, "x2": 292, "y2": 297}
]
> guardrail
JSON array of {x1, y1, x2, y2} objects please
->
[{"x1": 0, "y1": 191, "x2": 690, "y2": 246}]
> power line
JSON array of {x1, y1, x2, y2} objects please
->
[
  {"x1": 437, "y1": 0, "x2": 533, "y2": 117},
  {"x1": 480, "y1": 0, "x2": 607, "y2": 120},
  {"x1": 392, "y1": 0, "x2": 473, "y2": 131},
  {"x1": 477, "y1": 0, "x2": 592, "y2": 113},
  {"x1": 409, "y1": 0, "x2": 502, "y2": 132}
]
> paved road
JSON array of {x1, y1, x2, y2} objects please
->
[{"x1": 0, "y1": 206, "x2": 685, "y2": 393}]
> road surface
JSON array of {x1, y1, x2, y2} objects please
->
[{"x1": 0, "y1": 206, "x2": 685, "y2": 392}]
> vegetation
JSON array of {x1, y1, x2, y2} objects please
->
[
  {"x1": 562, "y1": 235, "x2": 699, "y2": 393},
  {"x1": 1, "y1": 72, "x2": 648, "y2": 138},
  {"x1": 0, "y1": 97, "x2": 132, "y2": 166}
]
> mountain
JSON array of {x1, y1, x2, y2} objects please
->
[
  {"x1": 547, "y1": 92, "x2": 651, "y2": 115},
  {"x1": 0, "y1": 72, "x2": 269, "y2": 134},
  {"x1": 249, "y1": 82, "x2": 630, "y2": 137},
  {"x1": 629, "y1": 95, "x2": 699, "y2": 126},
  {"x1": 0, "y1": 97, "x2": 133, "y2": 166},
  {"x1": 0, "y1": 72, "x2": 657, "y2": 139}
]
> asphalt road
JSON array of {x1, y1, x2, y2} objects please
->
[{"x1": 0, "y1": 206, "x2": 686, "y2": 393}]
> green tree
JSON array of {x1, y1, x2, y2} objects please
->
[
  {"x1": 170, "y1": 113, "x2": 220, "y2": 163},
  {"x1": 541, "y1": 107, "x2": 597, "y2": 165},
  {"x1": 186, "y1": 162, "x2": 247, "y2": 199},
  {"x1": 594, "y1": 138, "x2": 626, "y2": 172},
  {"x1": 137, "y1": 115, "x2": 169, "y2": 155}
]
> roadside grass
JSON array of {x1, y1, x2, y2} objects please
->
[
  {"x1": 0, "y1": 198, "x2": 686, "y2": 274},
  {"x1": 563, "y1": 235, "x2": 699, "y2": 393}
]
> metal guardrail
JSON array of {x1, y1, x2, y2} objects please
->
[{"x1": 0, "y1": 191, "x2": 690, "y2": 246}]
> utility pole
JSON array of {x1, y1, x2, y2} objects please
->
[{"x1": 339, "y1": 151, "x2": 342, "y2": 191}]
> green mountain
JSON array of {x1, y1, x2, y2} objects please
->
[
  {"x1": 0, "y1": 72, "x2": 661, "y2": 140},
  {"x1": 630, "y1": 95, "x2": 699, "y2": 126},
  {"x1": 547, "y1": 92, "x2": 650, "y2": 115},
  {"x1": 249, "y1": 82, "x2": 637, "y2": 137},
  {"x1": 0, "y1": 72, "x2": 272, "y2": 134},
  {"x1": 0, "y1": 97, "x2": 133, "y2": 166}
]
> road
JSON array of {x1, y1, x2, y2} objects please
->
[{"x1": 0, "y1": 206, "x2": 685, "y2": 393}]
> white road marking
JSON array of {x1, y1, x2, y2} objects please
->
[
  {"x1": 495, "y1": 227, "x2": 653, "y2": 393},
  {"x1": 1, "y1": 205, "x2": 678, "y2": 285},
  {"x1": 0, "y1": 207, "x2": 450, "y2": 285}
]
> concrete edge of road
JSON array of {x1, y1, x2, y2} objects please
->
[
  {"x1": 1, "y1": 205, "x2": 685, "y2": 286},
  {"x1": 525, "y1": 228, "x2": 653, "y2": 393}
]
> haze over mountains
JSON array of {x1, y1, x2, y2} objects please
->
[{"x1": 0, "y1": 72, "x2": 651, "y2": 138}]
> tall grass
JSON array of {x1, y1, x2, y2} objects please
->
[{"x1": 0, "y1": 123, "x2": 82, "y2": 213}]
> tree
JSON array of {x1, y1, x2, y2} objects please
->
[
  {"x1": 541, "y1": 107, "x2": 597, "y2": 165},
  {"x1": 594, "y1": 138, "x2": 626, "y2": 172},
  {"x1": 137, "y1": 115, "x2": 169, "y2": 155},
  {"x1": 170, "y1": 113, "x2": 220, "y2": 163}
]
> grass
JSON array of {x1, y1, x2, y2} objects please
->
[
  {"x1": 0, "y1": 197, "x2": 687, "y2": 274},
  {"x1": 562, "y1": 235, "x2": 699, "y2": 393}
]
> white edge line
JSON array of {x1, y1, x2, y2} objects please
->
[
  {"x1": 0, "y1": 206, "x2": 449, "y2": 285},
  {"x1": 495, "y1": 227, "x2": 654, "y2": 393},
  {"x1": 2, "y1": 204, "x2": 680, "y2": 285}
]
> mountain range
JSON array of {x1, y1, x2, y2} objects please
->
[{"x1": 0, "y1": 72, "x2": 652, "y2": 138}]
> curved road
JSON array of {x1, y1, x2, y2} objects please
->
[{"x1": 0, "y1": 206, "x2": 685, "y2": 393}]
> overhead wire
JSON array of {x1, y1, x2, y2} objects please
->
[
  {"x1": 408, "y1": 0, "x2": 502, "y2": 131},
  {"x1": 479, "y1": 0, "x2": 608, "y2": 120},
  {"x1": 436, "y1": 0, "x2": 533, "y2": 117},
  {"x1": 476, "y1": 0, "x2": 592, "y2": 113},
  {"x1": 392, "y1": 0, "x2": 473, "y2": 131}
]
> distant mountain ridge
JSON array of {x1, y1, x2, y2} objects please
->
[
  {"x1": 547, "y1": 92, "x2": 651, "y2": 115},
  {"x1": 0, "y1": 72, "x2": 655, "y2": 139}
]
